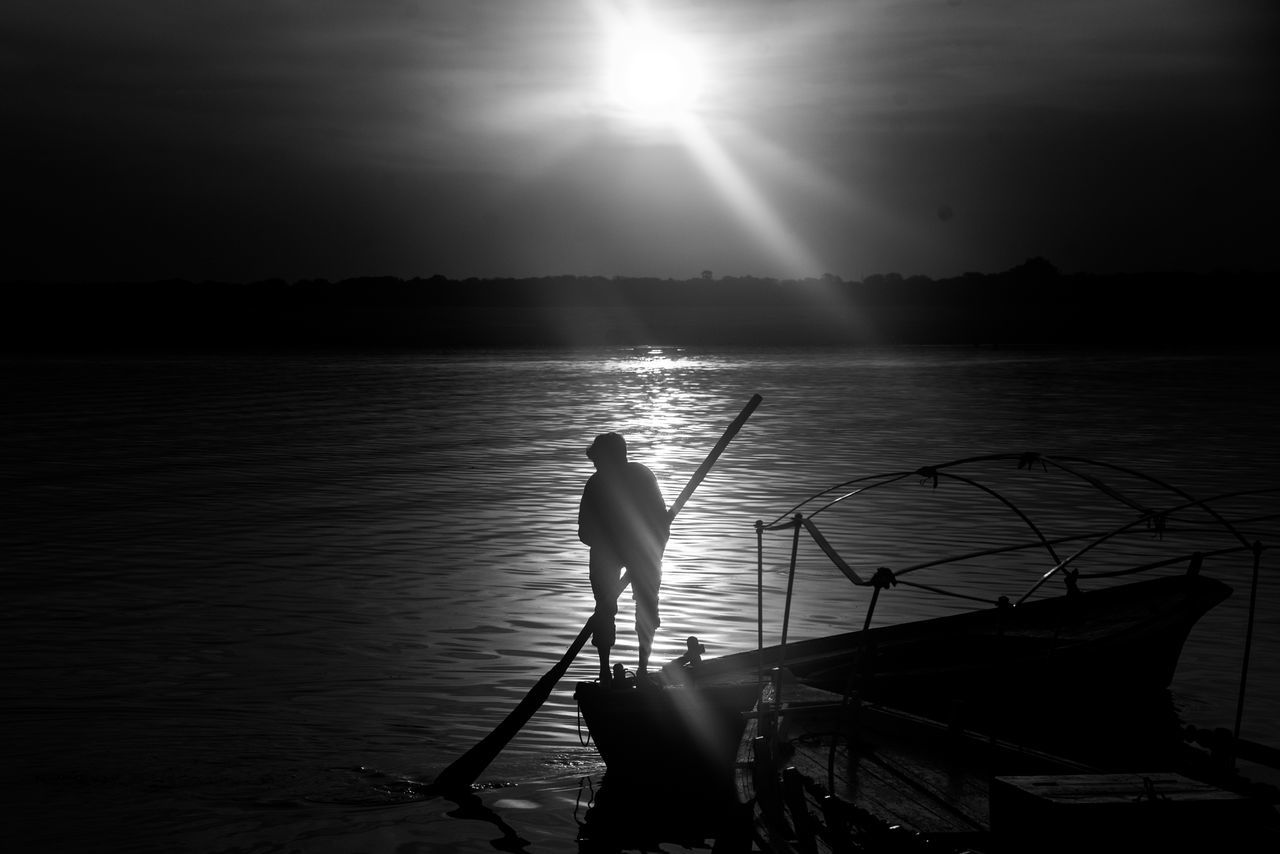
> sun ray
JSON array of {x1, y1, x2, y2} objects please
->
[
  {"x1": 584, "y1": 1, "x2": 825, "y2": 278},
  {"x1": 673, "y1": 114, "x2": 822, "y2": 277}
]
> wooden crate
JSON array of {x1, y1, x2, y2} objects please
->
[{"x1": 991, "y1": 772, "x2": 1256, "y2": 853}]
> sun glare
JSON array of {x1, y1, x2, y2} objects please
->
[
  {"x1": 585, "y1": 3, "x2": 823, "y2": 277},
  {"x1": 606, "y1": 24, "x2": 704, "y2": 119}
]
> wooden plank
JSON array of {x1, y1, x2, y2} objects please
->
[
  {"x1": 993, "y1": 772, "x2": 1248, "y2": 806},
  {"x1": 783, "y1": 724, "x2": 985, "y2": 836},
  {"x1": 990, "y1": 772, "x2": 1259, "y2": 854},
  {"x1": 772, "y1": 695, "x2": 1101, "y2": 840}
]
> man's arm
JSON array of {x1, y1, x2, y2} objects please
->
[
  {"x1": 644, "y1": 468, "x2": 671, "y2": 546},
  {"x1": 577, "y1": 476, "x2": 598, "y2": 546}
]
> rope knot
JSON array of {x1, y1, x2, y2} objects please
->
[
  {"x1": 1135, "y1": 776, "x2": 1170, "y2": 803},
  {"x1": 915, "y1": 467, "x2": 939, "y2": 488},
  {"x1": 1064, "y1": 568, "x2": 1080, "y2": 596},
  {"x1": 1016, "y1": 452, "x2": 1045, "y2": 471},
  {"x1": 871, "y1": 567, "x2": 897, "y2": 589}
]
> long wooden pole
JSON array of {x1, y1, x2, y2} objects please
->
[{"x1": 431, "y1": 394, "x2": 763, "y2": 792}]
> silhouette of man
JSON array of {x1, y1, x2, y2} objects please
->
[{"x1": 578, "y1": 432, "x2": 669, "y2": 685}]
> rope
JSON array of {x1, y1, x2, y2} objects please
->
[
  {"x1": 762, "y1": 470, "x2": 914, "y2": 528},
  {"x1": 1016, "y1": 490, "x2": 1265, "y2": 603},
  {"x1": 576, "y1": 696, "x2": 592, "y2": 747},
  {"x1": 935, "y1": 469, "x2": 1064, "y2": 567},
  {"x1": 1047, "y1": 454, "x2": 1256, "y2": 550},
  {"x1": 573, "y1": 775, "x2": 596, "y2": 828},
  {"x1": 892, "y1": 577, "x2": 1001, "y2": 606}
]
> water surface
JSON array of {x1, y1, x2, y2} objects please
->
[{"x1": 4, "y1": 345, "x2": 1279, "y2": 851}]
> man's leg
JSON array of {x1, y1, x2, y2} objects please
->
[
  {"x1": 589, "y1": 550, "x2": 620, "y2": 683},
  {"x1": 598, "y1": 643, "x2": 612, "y2": 683},
  {"x1": 632, "y1": 563, "x2": 661, "y2": 678}
]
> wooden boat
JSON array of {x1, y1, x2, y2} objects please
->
[
  {"x1": 574, "y1": 570, "x2": 1228, "y2": 788},
  {"x1": 571, "y1": 454, "x2": 1279, "y2": 850}
]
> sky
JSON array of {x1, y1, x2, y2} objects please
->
[{"x1": 5, "y1": 0, "x2": 1277, "y2": 283}]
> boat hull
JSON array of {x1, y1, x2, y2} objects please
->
[
  {"x1": 573, "y1": 680, "x2": 759, "y2": 794},
  {"x1": 576, "y1": 572, "x2": 1231, "y2": 783}
]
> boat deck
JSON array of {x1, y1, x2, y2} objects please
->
[
  {"x1": 738, "y1": 675, "x2": 1089, "y2": 852},
  {"x1": 737, "y1": 674, "x2": 1273, "y2": 853}
]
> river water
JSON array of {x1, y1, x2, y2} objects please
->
[{"x1": 4, "y1": 345, "x2": 1279, "y2": 852}]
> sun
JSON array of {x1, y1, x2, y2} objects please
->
[{"x1": 606, "y1": 24, "x2": 705, "y2": 119}]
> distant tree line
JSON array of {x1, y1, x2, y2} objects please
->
[{"x1": 2, "y1": 258, "x2": 1274, "y2": 350}]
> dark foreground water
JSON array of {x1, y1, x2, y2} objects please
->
[{"x1": 4, "y1": 345, "x2": 1280, "y2": 852}]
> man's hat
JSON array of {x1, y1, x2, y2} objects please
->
[{"x1": 586, "y1": 432, "x2": 627, "y2": 463}]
